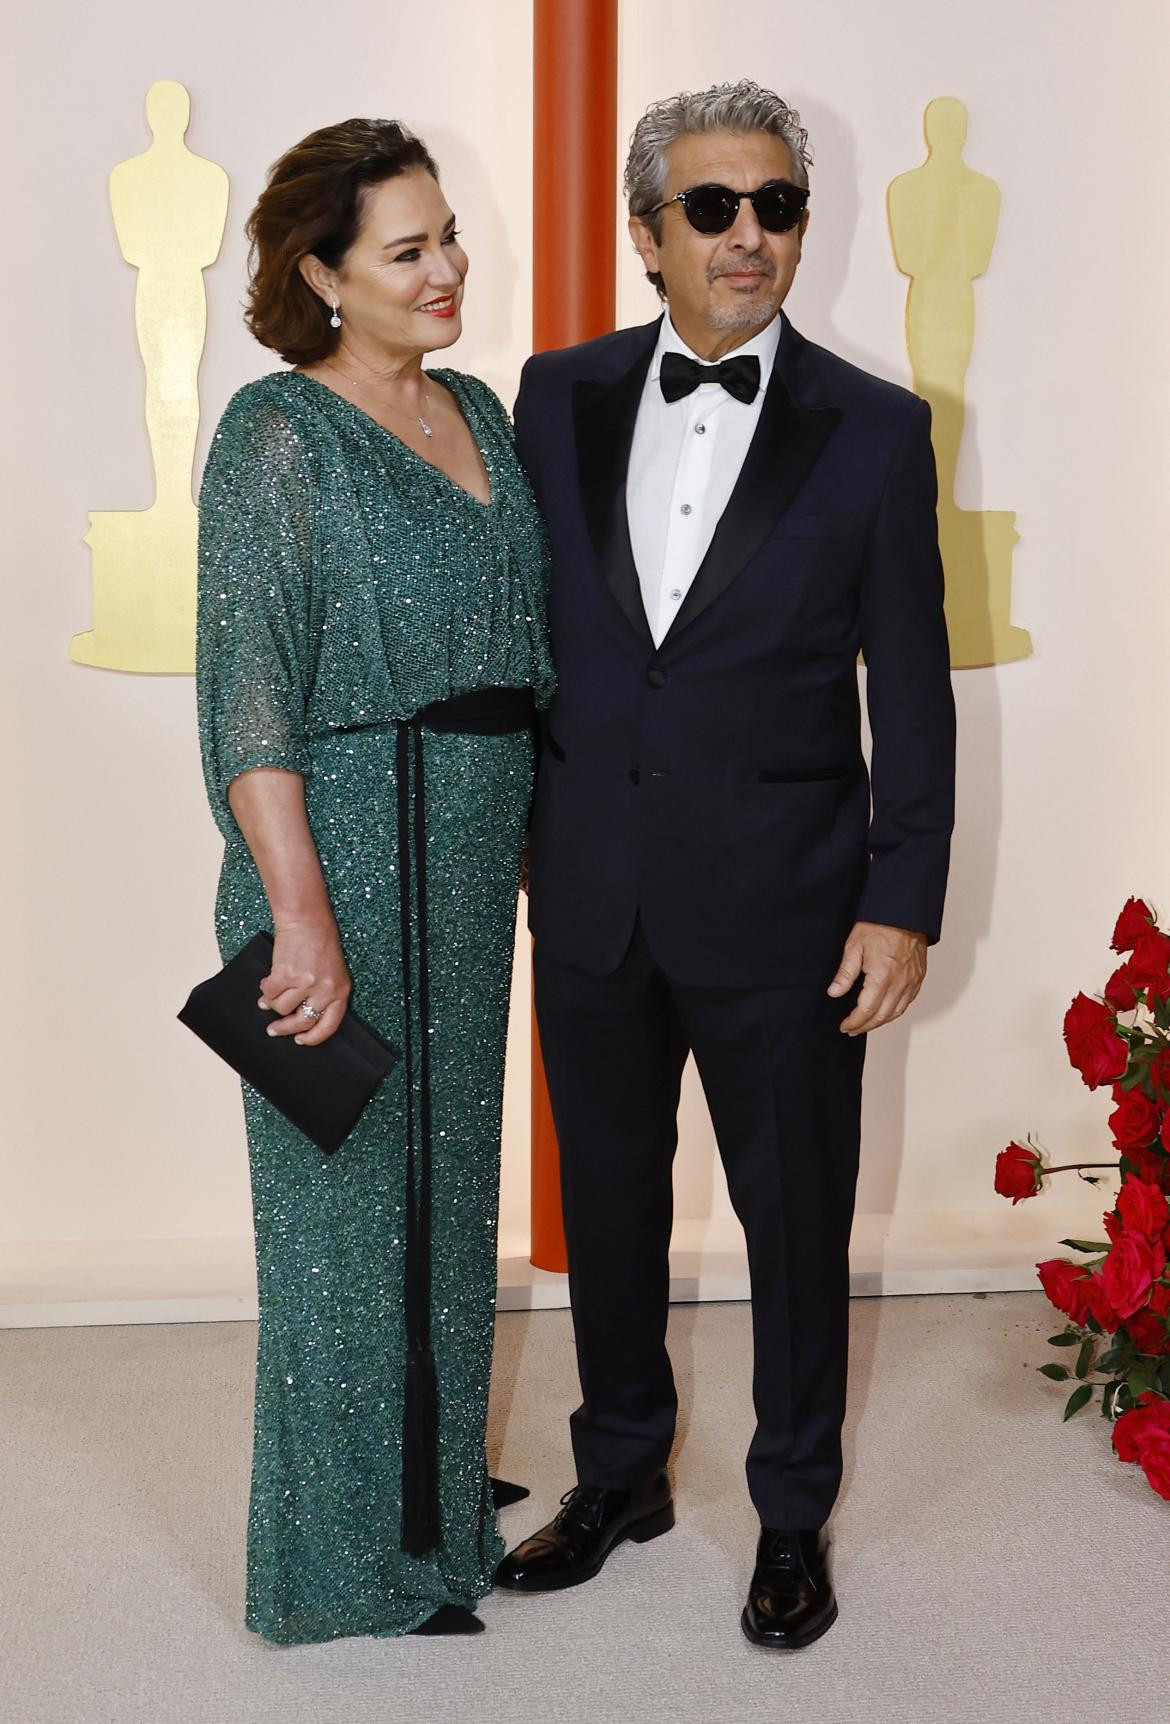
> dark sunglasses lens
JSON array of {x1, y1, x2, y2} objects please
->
[
  {"x1": 753, "y1": 184, "x2": 807, "y2": 232},
  {"x1": 681, "y1": 186, "x2": 739, "y2": 234}
]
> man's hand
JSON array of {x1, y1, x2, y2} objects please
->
[{"x1": 828, "y1": 922, "x2": 928, "y2": 1036}]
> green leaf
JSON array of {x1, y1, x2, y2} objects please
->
[
  {"x1": 1047, "y1": 1332, "x2": 1081, "y2": 1347},
  {"x1": 1064, "y1": 1384, "x2": 1093, "y2": 1420},
  {"x1": 1127, "y1": 1365, "x2": 1155, "y2": 1397},
  {"x1": 1039, "y1": 1362, "x2": 1070, "y2": 1381},
  {"x1": 1157, "y1": 1359, "x2": 1170, "y2": 1397},
  {"x1": 1075, "y1": 1338, "x2": 1097, "y2": 1380},
  {"x1": 970, "y1": 1291, "x2": 988, "y2": 1300},
  {"x1": 1059, "y1": 1239, "x2": 1112, "y2": 1253}
]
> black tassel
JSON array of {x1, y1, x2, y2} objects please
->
[{"x1": 401, "y1": 1345, "x2": 441, "y2": 1556}]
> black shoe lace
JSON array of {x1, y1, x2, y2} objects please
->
[
  {"x1": 759, "y1": 1531, "x2": 802, "y2": 1571},
  {"x1": 553, "y1": 1485, "x2": 609, "y2": 1536}
]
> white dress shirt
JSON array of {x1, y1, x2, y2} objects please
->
[{"x1": 626, "y1": 313, "x2": 782, "y2": 647}]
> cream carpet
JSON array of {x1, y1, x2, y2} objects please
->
[{"x1": 1, "y1": 1294, "x2": 1165, "y2": 1724}]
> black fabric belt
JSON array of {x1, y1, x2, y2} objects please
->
[{"x1": 395, "y1": 686, "x2": 536, "y2": 1556}]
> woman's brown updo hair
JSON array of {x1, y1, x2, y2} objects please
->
[{"x1": 244, "y1": 118, "x2": 439, "y2": 366}]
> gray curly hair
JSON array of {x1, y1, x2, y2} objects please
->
[{"x1": 624, "y1": 80, "x2": 812, "y2": 298}]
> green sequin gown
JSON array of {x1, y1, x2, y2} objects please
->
[{"x1": 195, "y1": 369, "x2": 554, "y2": 1645}]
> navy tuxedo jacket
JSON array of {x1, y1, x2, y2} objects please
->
[{"x1": 514, "y1": 313, "x2": 956, "y2": 989}]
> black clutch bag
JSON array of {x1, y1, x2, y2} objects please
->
[{"x1": 178, "y1": 932, "x2": 399, "y2": 1154}]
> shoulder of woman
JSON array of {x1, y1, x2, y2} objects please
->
[
  {"x1": 212, "y1": 371, "x2": 303, "y2": 430},
  {"x1": 438, "y1": 368, "x2": 510, "y2": 422},
  {"x1": 201, "y1": 375, "x2": 319, "y2": 507},
  {"x1": 207, "y1": 374, "x2": 315, "y2": 466}
]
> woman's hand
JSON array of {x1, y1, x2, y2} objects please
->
[
  {"x1": 225, "y1": 769, "x2": 351, "y2": 1047},
  {"x1": 259, "y1": 916, "x2": 352, "y2": 1047}
]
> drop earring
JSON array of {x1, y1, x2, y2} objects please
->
[{"x1": 329, "y1": 302, "x2": 342, "y2": 329}]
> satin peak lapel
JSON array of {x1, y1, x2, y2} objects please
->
[
  {"x1": 572, "y1": 337, "x2": 656, "y2": 647},
  {"x1": 664, "y1": 336, "x2": 842, "y2": 646}
]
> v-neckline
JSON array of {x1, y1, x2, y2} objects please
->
[{"x1": 292, "y1": 369, "x2": 495, "y2": 510}]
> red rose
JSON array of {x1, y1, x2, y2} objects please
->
[
  {"x1": 1103, "y1": 1207, "x2": 1123, "y2": 1243},
  {"x1": 1128, "y1": 1141, "x2": 1170, "y2": 1190},
  {"x1": 1037, "y1": 1258, "x2": 1117, "y2": 1329},
  {"x1": 1126, "y1": 930, "x2": 1170, "y2": 992},
  {"x1": 1123, "y1": 1309, "x2": 1170, "y2": 1354},
  {"x1": 1112, "y1": 1391, "x2": 1166, "y2": 1461},
  {"x1": 1036, "y1": 1258, "x2": 1095, "y2": 1324},
  {"x1": 1105, "y1": 965, "x2": 1140, "y2": 1011},
  {"x1": 1152, "y1": 1050, "x2": 1170, "y2": 1104},
  {"x1": 1115, "y1": 1176, "x2": 1170, "y2": 1244},
  {"x1": 1113, "y1": 1394, "x2": 1170, "y2": 1499},
  {"x1": 1109, "y1": 1086, "x2": 1163, "y2": 1152},
  {"x1": 1113, "y1": 898, "x2": 1155, "y2": 954},
  {"x1": 1080, "y1": 1272, "x2": 1120, "y2": 1332},
  {"x1": 1063, "y1": 994, "x2": 1128, "y2": 1090},
  {"x1": 1149, "y1": 1280, "x2": 1170, "y2": 1316},
  {"x1": 1138, "y1": 1425, "x2": 1170, "y2": 1499},
  {"x1": 1101, "y1": 1231, "x2": 1167, "y2": 1319},
  {"x1": 994, "y1": 1142, "x2": 1043, "y2": 1204}
]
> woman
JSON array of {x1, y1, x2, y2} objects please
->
[{"x1": 196, "y1": 118, "x2": 554, "y2": 1644}]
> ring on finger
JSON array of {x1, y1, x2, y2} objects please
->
[{"x1": 298, "y1": 1000, "x2": 322, "y2": 1022}]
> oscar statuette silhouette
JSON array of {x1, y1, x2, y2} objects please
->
[
  {"x1": 888, "y1": 97, "x2": 1031, "y2": 668},
  {"x1": 71, "y1": 80, "x2": 228, "y2": 673}
]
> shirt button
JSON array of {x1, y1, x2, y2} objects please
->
[
  {"x1": 695, "y1": 423, "x2": 706, "y2": 435},
  {"x1": 669, "y1": 588, "x2": 682, "y2": 601},
  {"x1": 680, "y1": 503, "x2": 693, "y2": 516}
]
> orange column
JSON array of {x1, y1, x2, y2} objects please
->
[{"x1": 530, "y1": 0, "x2": 619, "y2": 1272}]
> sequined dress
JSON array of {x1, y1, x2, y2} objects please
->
[{"x1": 196, "y1": 369, "x2": 554, "y2": 1644}]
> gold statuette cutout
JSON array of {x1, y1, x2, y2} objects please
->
[
  {"x1": 888, "y1": 98, "x2": 1031, "y2": 668},
  {"x1": 71, "y1": 81, "x2": 228, "y2": 673}
]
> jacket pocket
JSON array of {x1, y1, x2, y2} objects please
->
[{"x1": 752, "y1": 765, "x2": 851, "y2": 783}]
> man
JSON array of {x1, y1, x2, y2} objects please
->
[{"x1": 498, "y1": 81, "x2": 955, "y2": 1649}]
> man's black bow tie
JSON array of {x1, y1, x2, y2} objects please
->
[{"x1": 659, "y1": 350, "x2": 760, "y2": 406}]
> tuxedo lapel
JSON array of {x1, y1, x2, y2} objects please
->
[
  {"x1": 663, "y1": 317, "x2": 842, "y2": 648},
  {"x1": 572, "y1": 324, "x2": 658, "y2": 647}
]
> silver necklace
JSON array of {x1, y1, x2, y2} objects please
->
[{"x1": 322, "y1": 358, "x2": 434, "y2": 438}]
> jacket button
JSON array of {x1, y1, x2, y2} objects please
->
[{"x1": 646, "y1": 668, "x2": 667, "y2": 689}]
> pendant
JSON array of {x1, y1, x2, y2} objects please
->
[{"x1": 419, "y1": 417, "x2": 434, "y2": 439}]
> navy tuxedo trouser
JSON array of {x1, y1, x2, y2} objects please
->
[{"x1": 534, "y1": 919, "x2": 866, "y2": 1532}]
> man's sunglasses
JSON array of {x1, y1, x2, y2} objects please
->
[{"x1": 643, "y1": 179, "x2": 810, "y2": 236}]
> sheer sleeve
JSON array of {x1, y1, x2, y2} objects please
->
[{"x1": 196, "y1": 392, "x2": 315, "y2": 841}]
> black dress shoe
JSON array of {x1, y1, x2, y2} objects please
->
[
  {"x1": 489, "y1": 1476, "x2": 531, "y2": 1510},
  {"x1": 741, "y1": 1528, "x2": 837, "y2": 1650},
  {"x1": 408, "y1": 1604, "x2": 484, "y2": 1636},
  {"x1": 493, "y1": 1473, "x2": 674, "y2": 1592}
]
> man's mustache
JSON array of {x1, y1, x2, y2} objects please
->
[{"x1": 707, "y1": 254, "x2": 777, "y2": 281}]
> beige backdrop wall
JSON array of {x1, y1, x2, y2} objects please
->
[{"x1": 2, "y1": 0, "x2": 1167, "y2": 1319}]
